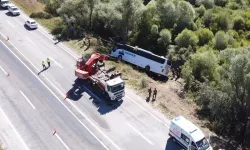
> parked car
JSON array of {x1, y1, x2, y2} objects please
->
[
  {"x1": 25, "y1": 19, "x2": 38, "y2": 29},
  {"x1": 8, "y1": 5, "x2": 20, "y2": 15}
]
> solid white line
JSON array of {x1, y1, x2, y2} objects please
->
[
  {"x1": 7, "y1": 21, "x2": 15, "y2": 27},
  {"x1": 0, "y1": 108, "x2": 29, "y2": 150},
  {"x1": 55, "y1": 134, "x2": 70, "y2": 150},
  {"x1": 49, "y1": 57, "x2": 63, "y2": 68},
  {"x1": 25, "y1": 36, "x2": 36, "y2": 45},
  {"x1": 126, "y1": 96, "x2": 168, "y2": 127},
  {"x1": 126, "y1": 122, "x2": 154, "y2": 145},
  {"x1": 20, "y1": 90, "x2": 36, "y2": 109},
  {"x1": 0, "y1": 66, "x2": 8, "y2": 75},
  {"x1": 0, "y1": 37, "x2": 110, "y2": 150}
]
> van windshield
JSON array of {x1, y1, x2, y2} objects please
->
[{"x1": 196, "y1": 138, "x2": 209, "y2": 150}]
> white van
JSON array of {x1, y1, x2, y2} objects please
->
[{"x1": 169, "y1": 116, "x2": 213, "y2": 150}]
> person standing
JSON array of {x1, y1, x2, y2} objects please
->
[
  {"x1": 148, "y1": 87, "x2": 152, "y2": 100},
  {"x1": 42, "y1": 61, "x2": 46, "y2": 69},
  {"x1": 47, "y1": 58, "x2": 50, "y2": 67},
  {"x1": 153, "y1": 88, "x2": 157, "y2": 101}
]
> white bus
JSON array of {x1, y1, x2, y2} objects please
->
[{"x1": 110, "y1": 43, "x2": 171, "y2": 78}]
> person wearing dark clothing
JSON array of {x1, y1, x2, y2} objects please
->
[
  {"x1": 175, "y1": 67, "x2": 181, "y2": 81},
  {"x1": 148, "y1": 87, "x2": 152, "y2": 100},
  {"x1": 42, "y1": 61, "x2": 46, "y2": 69},
  {"x1": 171, "y1": 68, "x2": 176, "y2": 80},
  {"x1": 47, "y1": 58, "x2": 50, "y2": 67},
  {"x1": 153, "y1": 88, "x2": 157, "y2": 100}
]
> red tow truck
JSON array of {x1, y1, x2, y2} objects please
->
[{"x1": 75, "y1": 53, "x2": 125, "y2": 101}]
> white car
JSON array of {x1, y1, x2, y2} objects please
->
[
  {"x1": 0, "y1": 0, "x2": 10, "y2": 9},
  {"x1": 25, "y1": 19, "x2": 38, "y2": 29},
  {"x1": 8, "y1": 5, "x2": 20, "y2": 15}
]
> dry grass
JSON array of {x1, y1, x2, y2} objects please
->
[
  {"x1": 36, "y1": 17, "x2": 61, "y2": 31},
  {"x1": 0, "y1": 141, "x2": 5, "y2": 150},
  {"x1": 10, "y1": 0, "x2": 44, "y2": 15}
]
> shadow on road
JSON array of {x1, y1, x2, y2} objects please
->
[
  {"x1": 165, "y1": 138, "x2": 183, "y2": 150},
  {"x1": 67, "y1": 78, "x2": 123, "y2": 114},
  {"x1": 23, "y1": 24, "x2": 36, "y2": 31},
  {"x1": 5, "y1": 12, "x2": 19, "y2": 17},
  {"x1": 37, "y1": 67, "x2": 48, "y2": 75}
]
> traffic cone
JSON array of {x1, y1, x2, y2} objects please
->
[
  {"x1": 64, "y1": 93, "x2": 68, "y2": 100},
  {"x1": 53, "y1": 129, "x2": 56, "y2": 135},
  {"x1": 7, "y1": 73, "x2": 10, "y2": 76},
  {"x1": 6, "y1": 36, "x2": 9, "y2": 41}
]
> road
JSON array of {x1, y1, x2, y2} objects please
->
[{"x1": 0, "y1": 6, "x2": 182, "y2": 150}]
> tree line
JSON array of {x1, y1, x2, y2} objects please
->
[{"x1": 31, "y1": 0, "x2": 250, "y2": 148}]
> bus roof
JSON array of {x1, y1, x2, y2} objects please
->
[
  {"x1": 123, "y1": 44, "x2": 167, "y2": 59},
  {"x1": 172, "y1": 116, "x2": 205, "y2": 142}
]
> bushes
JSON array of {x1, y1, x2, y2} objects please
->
[
  {"x1": 30, "y1": 12, "x2": 52, "y2": 19},
  {"x1": 44, "y1": 0, "x2": 63, "y2": 16},
  {"x1": 175, "y1": 29, "x2": 198, "y2": 48},
  {"x1": 196, "y1": 28, "x2": 214, "y2": 46},
  {"x1": 158, "y1": 29, "x2": 171, "y2": 48},
  {"x1": 233, "y1": 16, "x2": 245, "y2": 30},
  {"x1": 213, "y1": 31, "x2": 229, "y2": 50}
]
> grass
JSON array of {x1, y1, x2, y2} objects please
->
[
  {"x1": 10, "y1": 0, "x2": 44, "y2": 15},
  {"x1": 10, "y1": 0, "x2": 59, "y2": 32},
  {"x1": 0, "y1": 141, "x2": 5, "y2": 150}
]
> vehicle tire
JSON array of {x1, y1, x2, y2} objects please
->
[
  {"x1": 145, "y1": 65, "x2": 150, "y2": 72},
  {"x1": 118, "y1": 55, "x2": 122, "y2": 61},
  {"x1": 172, "y1": 137, "x2": 176, "y2": 143}
]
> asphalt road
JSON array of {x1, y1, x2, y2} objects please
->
[{"x1": 0, "y1": 6, "x2": 183, "y2": 150}]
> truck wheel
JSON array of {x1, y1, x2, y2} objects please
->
[
  {"x1": 145, "y1": 65, "x2": 150, "y2": 72},
  {"x1": 118, "y1": 55, "x2": 122, "y2": 61},
  {"x1": 172, "y1": 137, "x2": 176, "y2": 143}
]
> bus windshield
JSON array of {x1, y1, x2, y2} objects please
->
[{"x1": 196, "y1": 138, "x2": 209, "y2": 150}]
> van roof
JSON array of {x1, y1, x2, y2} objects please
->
[{"x1": 172, "y1": 116, "x2": 205, "y2": 142}]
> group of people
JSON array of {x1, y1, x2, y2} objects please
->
[
  {"x1": 42, "y1": 58, "x2": 50, "y2": 69},
  {"x1": 147, "y1": 87, "x2": 157, "y2": 101},
  {"x1": 171, "y1": 67, "x2": 181, "y2": 81}
]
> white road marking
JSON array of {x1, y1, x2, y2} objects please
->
[
  {"x1": 7, "y1": 21, "x2": 15, "y2": 27},
  {"x1": 126, "y1": 96, "x2": 169, "y2": 127},
  {"x1": 0, "y1": 66, "x2": 8, "y2": 75},
  {"x1": 0, "y1": 108, "x2": 29, "y2": 150},
  {"x1": 25, "y1": 36, "x2": 36, "y2": 45},
  {"x1": 54, "y1": 133, "x2": 71, "y2": 150},
  {"x1": 0, "y1": 36, "x2": 111, "y2": 150},
  {"x1": 49, "y1": 57, "x2": 63, "y2": 68},
  {"x1": 20, "y1": 90, "x2": 36, "y2": 109},
  {"x1": 126, "y1": 122, "x2": 154, "y2": 145}
]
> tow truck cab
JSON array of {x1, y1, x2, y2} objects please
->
[{"x1": 105, "y1": 77, "x2": 125, "y2": 101}]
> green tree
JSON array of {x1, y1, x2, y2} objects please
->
[
  {"x1": 233, "y1": 16, "x2": 245, "y2": 30},
  {"x1": 176, "y1": 1, "x2": 196, "y2": 32},
  {"x1": 158, "y1": 29, "x2": 171, "y2": 48},
  {"x1": 196, "y1": 28, "x2": 214, "y2": 46},
  {"x1": 213, "y1": 31, "x2": 229, "y2": 50},
  {"x1": 197, "y1": 48, "x2": 250, "y2": 149},
  {"x1": 214, "y1": 0, "x2": 228, "y2": 7},
  {"x1": 156, "y1": 0, "x2": 177, "y2": 28},
  {"x1": 151, "y1": 24, "x2": 159, "y2": 35},
  {"x1": 87, "y1": 0, "x2": 99, "y2": 29},
  {"x1": 175, "y1": 29, "x2": 198, "y2": 48},
  {"x1": 195, "y1": 4, "x2": 206, "y2": 17},
  {"x1": 121, "y1": 0, "x2": 145, "y2": 41}
]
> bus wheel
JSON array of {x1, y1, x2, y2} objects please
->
[
  {"x1": 145, "y1": 65, "x2": 150, "y2": 72},
  {"x1": 118, "y1": 55, "x2": 122, "y2": 61}
]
